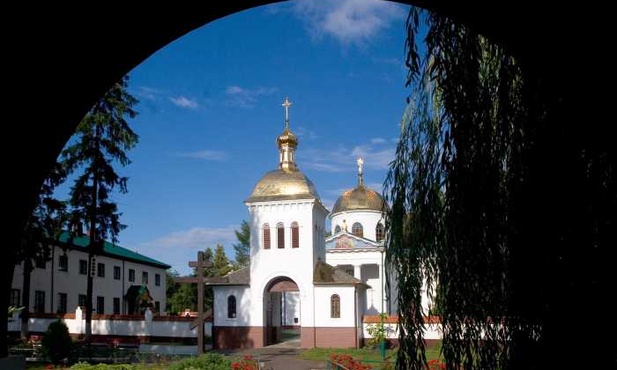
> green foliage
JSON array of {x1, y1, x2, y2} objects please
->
[
  {"x1": 365, "y1": 313, "x2": 388, "y2": 349},
  {"x1": 59, "y1": 75, "x2": 138, "y2": 337},
  {"x1": 212, "y1": 244, "x2": 232, "y2": 277},
  {"x1": 70, "y1": 363, "x2": 137, "y2": 369},
  {"x1": 60, "y1": 74, "x2": 139, "y2": 245},
  {"x1": 385, "y1": 3, "x2": 614, "y2": 369},
  {"x1": 300, "y1": 347, "x2": 403, "y2": 363},
  {"x1": 232, "y1": 220, "x2": 250, "y2": 268},
  {"x1": 166, "y1": 353, "x2": 231, "y2": 370},
  {"x1": 168, "y1": 282, "x2": 197, "y2": 314},
  {"x1": 41, "y1": 320, "x2": 73, "y2": 364},
  {"x1": 166, "y1": 270, "x2": 197, "y2": 314},
  {"x1": 8, "y1": 306, "x2": 23, "y2": 322}
]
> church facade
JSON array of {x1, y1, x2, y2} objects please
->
[{"x1": 209, "y1": 98, "x2": 399, "y2": 349}]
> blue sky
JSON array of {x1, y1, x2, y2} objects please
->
[{"x1": 98, "y1": 0, "x2": 411, "y2": 276}]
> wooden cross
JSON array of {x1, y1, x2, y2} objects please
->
[{"x1": 175, "y1": 251, "x2": 213, "y2": 355}]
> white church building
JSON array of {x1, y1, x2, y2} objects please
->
[{"x1": 208, "y1": 98, "x2": 403, "y2": 349}]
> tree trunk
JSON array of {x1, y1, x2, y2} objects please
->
[
  {"x1": 85, "y1": 167, "x2": 99, "y2": 341},
  {"x1": 20, "y1": 259, "x2": 33, "y2": 340},
  {"x1": 85, "y1": 253, "x2": 94, "y2": 340}
]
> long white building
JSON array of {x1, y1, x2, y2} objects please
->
[{"x1": 11, "y1": 232, "x2": 170, "y2": 317}]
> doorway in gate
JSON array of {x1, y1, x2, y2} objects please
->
[{"x1": 264, "y1": 276, "x2": 300, "y2": 346}]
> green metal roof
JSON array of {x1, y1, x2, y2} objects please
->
[{"x1": 58, "y1": 231, "x2": 171, "y2": 269}]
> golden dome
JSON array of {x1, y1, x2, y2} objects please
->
[
  {"x1": 246, "y1": 169, "x2": 321, "y2": 203},
  {"x1": 277, "y1": 127, "x2": 298, "y2": 147},
  {"x1": 331, "y1": 185, "x2": 386, "y2": 215}
]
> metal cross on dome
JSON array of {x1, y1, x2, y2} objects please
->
[{"x1": 282, "y1": 97, "x2": 292, "y2": 129}]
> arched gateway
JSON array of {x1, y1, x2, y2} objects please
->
[{"x1": 264, "y1": 276, "x2": 300, "y2": 346}]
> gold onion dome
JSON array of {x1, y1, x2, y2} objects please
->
[
  {"x1": 331, "y1": 158, "x2": 387, "y2": 215},
  {"x1": 246, "y1": 97, "x2": 321, "y2": 203},
  {"x1": 247, "y1": 169, "x2": 321, "y2": 202},
  {"x1": 276, "y1": 127, "x2": 298, "y2": 148}
]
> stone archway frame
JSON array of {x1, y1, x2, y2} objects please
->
[{"x1": 262, "y1": 275, "x2": 302, "y2": 346}]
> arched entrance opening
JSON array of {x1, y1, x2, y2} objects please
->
[{"x1": 263, "y1": 276, "x2": 300, "y2": 347}]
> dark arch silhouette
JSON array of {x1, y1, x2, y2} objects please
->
[{"x1": 5, "y1": 0, "x2": 611, "y2": 361}]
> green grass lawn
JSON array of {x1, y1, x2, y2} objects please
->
[{"x1": 299, "y1": 343, "x2": 443, "y2": 367}]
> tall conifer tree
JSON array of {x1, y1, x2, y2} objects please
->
[{"x1": 60, "y1": 75, "x2": 138, "y2": 340}]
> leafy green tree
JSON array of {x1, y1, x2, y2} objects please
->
[
  {"x1": 385, "y1": 6, "x2": 614, "y2": 370},
  {"x1": 212, "y1": 244, "x2": 232, "y2": 277},
  {"x1": 168, "y1": 283, "x2": 197, "y2": 315},
  {"x1": 59, "y1": 75, "x2": 138, "y2": 340},
  {"x1": 201, "y1": 247, "x2": 215, "y2": 310},
  {"x1": 386, "y1": 6, "x2": 524, "y2": 369},
  {"x1": 166, "y1": 270, "x2": 198, "y2": 315},
  {"x1": 232, "y1": 220, "x2": 250, "y2": 269},
  {"x1": 166, "y1": 270, "x2": 179, "y2": 300}
]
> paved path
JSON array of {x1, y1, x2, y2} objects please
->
[
  {"x1": 214, "y1": 339, "x2": 327, "y2": 370},
  {"x1": 246, "y1": 347, "x2": 326, "y2": 370}
]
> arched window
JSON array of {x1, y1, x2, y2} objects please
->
[
  {"x1": 334, "y1": 225, "x2": 341, "y2": 234},
  {"x1": 291, "y1": 222, "x2": 299, "y2": 248},
  {"x1": 375, "y1": 223, "x2": 385, "y2": 242},
  {"x1": 352, "y1": 222, "x2": 363, "y2": 238},
  {"x1": 227, "y1": 295, "x2": 236, "y2": 318},
  {"x1": 330, "y1": 294, "x2": 340, "y2": 318},
  {"x1": 277, "y1": 222, "x2": 285, "y2": 248},
  {"x1": 262, "y1": 223, "x2": 271, "y2": 249}
]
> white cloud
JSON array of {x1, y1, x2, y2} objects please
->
[
  {"x1": 292, "y1": 0, "x2": 406, "y2": 46},
  {"x1": 170, "y1": 96, "x2": 199, "y2": 109},
  {"x1": 294, "y1": 126, "x2": 319, "y2": 140},
  {"x1": 350, "y1": 144, "x2": 394, "y2": 170},
  {"x1": 141, "y1": 227, "x2": 237, "y2": 250},
  {"x1": 139, "y1": 227, "x2": 238, "y2": 276},
  {"x1": 300, "y1": 139, "x2": 395, "y2": 173},
  {"x1": 300, "y1": 147, "x2": 350, "y2": 173},
  {"x1": 134, "y1": 86, "x2": 163, "y2": 101},
  {"x1": 225, "y1": 85, "x2": 277, "y2": 108},
  {"x1": 177, "y1": 150, "x2": 227, "y2": 161}
]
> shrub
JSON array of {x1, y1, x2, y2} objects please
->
[
  {"x1": 41, "y1": 319, "x2": 73, "y2": 364},
  {"x1": 70, "y1": 363, "x2": 136, "y2": 369},
  {"x1": 231, "y1": 354, "x2": 260, "y2": 370},
  {"x1": 166, "y1": 353, "x2": 231, "y2": 370},
  {"x1": 330, "y1": 353, "x2": 373, "y2": 370}
]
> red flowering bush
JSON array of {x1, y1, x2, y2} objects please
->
[
  {"x1": 426, "y1": 359, "x2": 446, "y2": 370},
  {"x1": 231, "y1": 354, "x2": 260, "y2": 370},
  {"x1": 329, "y1": 353, "x2": 373, "y2": 370}
]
